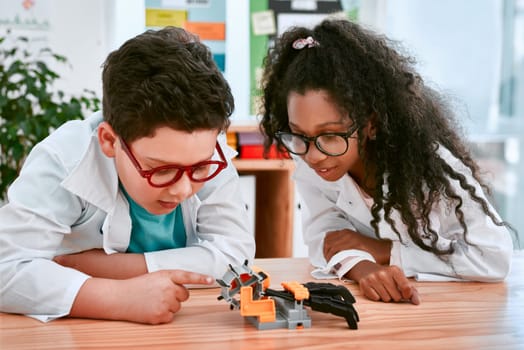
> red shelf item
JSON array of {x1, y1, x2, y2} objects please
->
[{"x1": 239, "y1": 144, "x2": 290, "y2": 159}]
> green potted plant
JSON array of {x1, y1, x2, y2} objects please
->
[{"x1": 0, "y1": 30, "x2": 100, "y2": 201}]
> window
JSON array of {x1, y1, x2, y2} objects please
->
[{"x1": 368, "y1": 0, "x2": 523, "y2": 248}]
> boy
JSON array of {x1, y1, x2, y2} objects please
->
[{"x1": 0, "y1": 26, "x2": 255, "y2": 324}]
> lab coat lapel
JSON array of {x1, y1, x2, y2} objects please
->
[
  {"x1": 61, "y1": 133, "x2": 116, "y2": 210},
  {"x1": 373, "y1": 182, "x2": 408, "y2": 241},
  {"x1": 335, "y1": 176, "x2": 374, "y2": 231},
  {"x1": 61, "y1": 132, "x2": 131, "y2": 253},
  {"x1": 101, "y1": 191, "x2": 131, "y2": 253}
]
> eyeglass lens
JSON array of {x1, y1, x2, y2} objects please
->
[
  {"x1": 280, "y1": 133, "x2": 348, "y2": 156},
  {"x1": 150, "y1": 163, "x2": 221, "y2": 186}
]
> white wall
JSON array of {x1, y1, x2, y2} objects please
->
[
  {"x1": 225, "y1": 0, "x2": 250, "y2": 121},
  {"x1": 52, "y1": 0, "x2": 145, "y2": 97}
]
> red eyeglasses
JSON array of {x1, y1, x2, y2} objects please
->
[{"x1": 119, "y1": 138, "x2": 228, "y2": 188}]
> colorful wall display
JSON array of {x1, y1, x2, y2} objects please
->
[{"x1": 145, "y1": 0, "x2": 226, "y2": 72}]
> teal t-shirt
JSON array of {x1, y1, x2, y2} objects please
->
[{"x1": 122, "y1": 189, "x2": 186, "y2": 253}]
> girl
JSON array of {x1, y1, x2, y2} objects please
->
[{"x1": 260, "y1": 18, "x2": 514, "y2": 305}]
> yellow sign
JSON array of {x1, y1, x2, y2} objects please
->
[{"x1": 145, "y1": 9, "x2": 187, "y2": 27}]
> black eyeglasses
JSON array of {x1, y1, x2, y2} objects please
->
[
  {"x1": 120, "y1": 138, "x2": 228, "y2": 188},
  {"x1": 275, "y1": 124, "x2": 359, "y2": 156}
]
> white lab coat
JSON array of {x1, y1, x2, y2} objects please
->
[
  {"x1": 293, "y1": 145, "x2": 513, "y2": 282},
  {"x1": 0, "y1": 112, "x2": 255, "y2": 322}
]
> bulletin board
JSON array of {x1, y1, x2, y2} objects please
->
[
  {"x1": 249, "y1": 0, "x2": 360, "y2": 115},
  {"x1": 145, "y1": 0, "x2": 226, "y2": 72},
  {"x1": 0, "y1": 0, "x2": 51, "y2": 43}
]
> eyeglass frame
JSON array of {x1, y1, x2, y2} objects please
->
[
  {"x1": 275, "y1": 123, "x2": 359, "y2": 157},
  {"x1": 119, "y1": 137, "x2": 228, "y2": 188}
]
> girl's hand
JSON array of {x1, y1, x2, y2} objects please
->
[
  {"x1": 70, "y1": 270, "x2": 214, "y2": 324},
  {"x1": 324, "y1": 229, "x2": 392, "y2": 264},
  {"x1": 347, "y1": 260, "x2": 420, "y2": 305}
]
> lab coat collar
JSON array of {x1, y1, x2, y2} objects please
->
[
  {"x1": 61, "y1": 132, "x2": 119, "y2": 213},
  {"x1": 60, "y1": 119, "x2": 131, "y2": 253},
  {"x1": 293, "y1": 156, "x2": 405, "y2": 238},
  {"x1": 293, "y1": 157, "x2": 373, "y2": 222}
]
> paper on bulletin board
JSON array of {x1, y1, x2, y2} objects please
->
[
  {"x1": 184, "y1": 21, "x2": 225, "y2": 40},
  {"x1": 251, "y1": 10, "x2": 276, "y2": 36},
  {"x1": 277, "y1": 13, "x2": 333, "y2": 35},
  {"x1": 290, "y1": 0, "x2": 318, "y2": 11},
  {"x1": 0, "y1": 0, "x2": 51, "y2": 38},
  {"x1": 145, "y1": 8, "x2": 187, "y2": 27},
  {"x1": 162, "y1": 0, "x2": 211, "y2": 8}
]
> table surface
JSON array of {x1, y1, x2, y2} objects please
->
[{"x1": 1, "y1": 253, "x2": 523, "y2": 350}]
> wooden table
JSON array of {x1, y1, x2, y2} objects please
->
[{"x1": 1, "y1": 253, "x2": 523, "y2": 349}]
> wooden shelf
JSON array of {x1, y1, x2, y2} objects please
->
[
  {"x1": 228, "y1": 117, "x2": 260, "y2": 131},
  {"x1": 228, "y1": 126, "x2": 295, "y2": 258},
  {"x1": 228, "y1": 124, "x2": 260, "y2": 133},
  {"x1": 233, "y1": 159, "x2": 295, "y2": 259},
  {"x1": 232, "y1": 158, "x2": 294, "y2": 171}
]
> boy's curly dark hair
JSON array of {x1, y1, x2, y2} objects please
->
[
  {"x1": 102, "y1": 26, "x2": 233, "y2": 143},
  {"x1": 260, "y1": 18, "x2": 512, "y2": 256}
]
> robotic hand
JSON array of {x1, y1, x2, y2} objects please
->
[
  {"x1": 217, "y1": 260, "x2": 359, "y2": 330},
  {"x1": 264, "y1": 281, "x2": 359, "y2": 329}
]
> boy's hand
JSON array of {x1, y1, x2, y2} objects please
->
[
  {"x1": 324, "y1": 229, "x2": 392, "y2": 264},
  {"x1": 347, "y1": 260, "x2": 420, "y2": 305},
  {"x1": 70, "y1": 270, "x2": 214, "y2": 324}
]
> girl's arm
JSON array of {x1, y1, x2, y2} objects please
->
[
  {"x1": 323, "y1": 228, "x2": 392, "y2": 264},
  {"x1": 394, "y1": 147, "x2": 513, "y2": 282},
  {"x1": 346, "y1": 260, "x2": 420, "y2": 305},
  {"x1": 323, "y1": 229, "x2": 420, "y2": 305}
]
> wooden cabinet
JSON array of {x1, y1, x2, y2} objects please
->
[{"x1": 229, "y1": 124, "x2": 295, "y2": 258}]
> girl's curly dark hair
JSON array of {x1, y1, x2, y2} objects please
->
[{"x1": 260, "y1": 18, "x2": 512, "y2": 256}]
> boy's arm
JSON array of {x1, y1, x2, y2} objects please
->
[
  {"x1": 0, "y1": 141, "x2": 96, "y2": 320},
  {"x1": 54, "y1": 249, "x2": 148, "y2": 279}
]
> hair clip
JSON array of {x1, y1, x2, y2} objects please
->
[{"x1": 292, "y1": 36, "x2": 319, "y2": 50}]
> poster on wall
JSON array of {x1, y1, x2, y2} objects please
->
[
  {"x1": 0, "y1": 0, "x2": 51, "y2": 46},
  {"x1": 145, "y1": 0, "x2": 226, "y2": 72},
  {"x1": 249, "y1": 0, "x2": 360, "y2": 116}
]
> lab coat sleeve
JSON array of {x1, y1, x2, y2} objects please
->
[
  {"x1": 293, "y1": 157, "x2": 375, "y2": 274},
  {"x1": 0, "y1": 142, "x2": 92, "y2": 321},
  {"x1": 393, "y1": 149, "x2": 514, "y2": 282},
  {"x1": 143, "y1": 139, "x2": 256, "y2": 279},
  {"x1": 297, "y1": 179, "x2": 377, "y2": 279}
]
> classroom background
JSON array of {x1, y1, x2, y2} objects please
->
[{"x1": 1, "y1": 0, "x2": 522, "y2": 254}]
